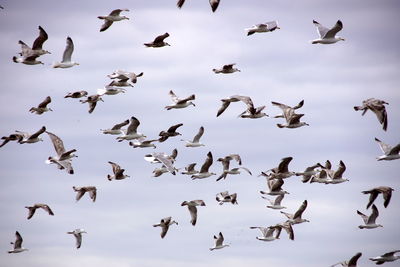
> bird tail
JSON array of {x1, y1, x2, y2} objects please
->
[{"x1": 12, "y1": 56, "x2": 19, "y2": 63}]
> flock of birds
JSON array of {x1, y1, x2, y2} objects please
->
[{"x1": 2, "y1": 1, "x2": 399, "y2": 266}]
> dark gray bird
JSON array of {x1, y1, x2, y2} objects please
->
[
  {"x1": 64, "y1": 91, "x2": 88, "y2": 98},
  {"x1": 354, "y1": 98, "x2": 388, "y2": 131},
  {"x1": 158, "y1": 123, "x2": 183, "y2": 142},
  {"x1": 362, "y1": 186, "x2": 394, "y2": 209},
  {"x1": 25, "y1": 203, "x2": 54, "y2": 219},
  {"x1": 144, "y1": 33, "x2": 170, "y2": 48},
  {"x1": 29, "y1": 96, "x2": 52, "y2": 114}
]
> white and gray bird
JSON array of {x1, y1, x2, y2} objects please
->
[
  {"x1": 29, "y1": 96, "x2": 52, "y2": 114},
  {"x1": 108, "y1": 70, "x2": 143, "y2": 84},
  {"x1": 165, "y1": 90, "x2": 195, "y2": 110},
  {"x1": 116, "y1": 116, "x2": 146, "y2": 142},
  {"x1": 217, "y1": 95, "x2": 267, "y2": 118},
  {"x1": 249, "y1": 226, "x2": 281, "y2": 241},
  {"x1": 181, "y1": 126, "x2": 205, "y2": 147},
  {"x1": 374, "y1": 137, "x2": 400, "y2": 161},
  {"x1": 67, "y1": 229, "x2": 87, "y2": 249},
  {"x1": 216, "y1": 191, "x2": 238, "y2": 205},
  {"x1": 191, "y1": 151, "x2": 216, "y2": 179},
  {"x1": 213, "y1": 63, "x2": 240, "y2": 74},
  {"x1": 295, "y1": 163, "x2": 321, "y2": 183},
  {"x1": 217, "y1": 154, "x2": 251, "y2": 181},
  {"x1": 180, "y1": 163, "x2": 199, "y2": 175},
  {"x1": 80, "y1": 94, "x2": 104, "y2": 114},
  {"x1": 73, "y1": 186, "x2": 97, "y2": 202},
  {"x1": 280, "y1": 200, "x2": 309, "y2": 225},
  {"x1": 369, "y1": 250, "x2": 400, "y2": 265},
  {"x1": 64, "y1": 91, "x2": 88, "y2": 99},
  {"x1": 101, "y1": 119, "x2": 130, "y2": 135},
  {"x1": 17, "y1": 25, "x2": 51, "y2": 57},
  {"x1": 260, "y1": 156, "x2": 295, "y2": 180},
  {"x1": 357, "y1": 204, "x2": 383, "y2": 229},
  {"x1": 97, "y1": 86, "x2": 126, "y2": 96},
  {"x1": 246, "y1": 21, "x2": 280, "y2": 36},
  {"x1": 331, "y1": 252, "x2": 362, "y2": 267},
  {"x1": 311, "y1": 20, "x2": 345, "y2": 44},
  {"x1": 98, "y1": 9, "x2": 129, "y2": 32},
  {"x1": 354, "y1": 98, "x2": 388, "y2": 131},
  {"x1": 153, "y1": 216, "x2": 178, "y2": 238},
  {"x1": 107, "y1": 161, "x2": 130, "y2": 181},
  {"x1": 45, "y1": 131, "x2": 77, "y2": 174},
  {"x1": 15, "y1": 126, "x2": 46, "y2": 144},
  {"x1": 272, "y1": 100, "x2": 308, "y2": 128},
  {"x1": 209, "y1": 232, "x2": 229, "y2": 251},
  {"x1": 53, "y1": 37, "x2": 79, "y2": 68},
  {"x1": 8, "y1": 231, "x2": 28, "y2": 253},
  {"x1": 181, "y1": 200, "x2": 206, "y2": 226},
  {"x1": 129, "y1": 137, "x2": 158, "y2": 149},
  {"x1": 158, "y1": 123, "x2": 183, "y2": 142},
  {"x1": 260, "y1": 178, "x2": 290, "y2": 196},
  {"x1": 262, "y1": 194, "x2": 286, "y2": 210}
]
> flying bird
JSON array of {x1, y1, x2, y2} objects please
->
[
  {"x1": 15, "y1": 126, "x2": 46, "y2": 144},
  {"x1": 181, "y1": 200, "x2": 206, "y2": 226},
  {"x1": 262, "y1": 194, "x2": 287, "y2": 210},
  {"x1": 153, "y1": 216, "x2": 178, "y2": 238},
  {"x1": 144, "y1": 33, "x2": 170, "y2": 48},
  {"x1": 260, "y1": 156, "x2": 295, "y2": 180},
  {"x1": 354, "y1": 98, "x2": 388, "y2": 131},
  {"x1": 209, "y1": 232, "x2": 229, "y2": 251},
  {"x1": 17, "y1": 26, "x2": 51, "y2": 57},
  {"x1": 362, "y1": 186, "x2": 394, "y2": 209},
  {"x1": 357, "y1": 204, "x2": 383, "y2": 229},
  {"x1": 73, "y1": 186, "x2": 97, "y2": 202},
  {"x1": 108, "y1": 70, "x2": 144, "y2": 84},
  {"x1": 97, "y1": 87, "x2": 126, "y2": 96},
  {"x1": 165, "y1": 90, "x2": 195, "y2": 110},
  {"x1": 180, "y1": 163, "x2": 199, "y2": 175},
  {"x1": 311, "y1": 20, "x2": 345, "y2": 44},
  {"x1": 191, "y1": 151, "x2": 216, "y2": 179},
  {"x1": 116, "y1": 116, "x2": 146, "y2": 142},
  {"x1": 80, "y1": 94, "x2": 104, "y2": 114},
  {"x1": 374, "y1": 137, "x2": 400, "y2": 161},
  {"x1": 29, "y1": 96, "x2": 52, "y2": 114},
  {"x1": 246, "y1": 21, "x2": 280, "y2": 36},
  {"x1": 181, "y1": 126, "x2": 205, "y2": 147},
  {"x1": 249, "y1": 226, "x2": 281, "y2": 241},
  {"x1": 25, "y1": 203, "x2": 54, "y2": 219},
  {"x1": 67, "y1": 229, "x2": 87, "y2": 249},
  {"x1": 158, "y1": 123, "x2": 183, "y2": 142},
  {"x1": 45, "y1": 131, "x2": 77, "y2": 174},
  {"x1": 369, "y1": 250, "x2": 400, "y2": 265},
  {"x1": 64, "y1": 91, "x2": 88, "y2": 98},
  {"x1": 8, "y1": 231, "x2": 28, "y2": 253},
  {"x1": 213, "y1": 63, "x2": 240, "y2": 74},
  {"x1": 13, "y1": 53, "x2": 43, "y2": 65},
  {"x1": 101, "y1": 119, "x2": 130, "y2": 135},
  {"x1": 129, "y1": 137, "x2": 158, "y2": 149},
  {"x1": 331, "y1": 252, "x2": 362, "y2": 267},
  {"x1": 216, "y1": 191, "x2": 238, "y2": 205},
  {"x1": 107, "y1": 161, "x2": 130, "y2": 181},
  {"x1": 272, "y1": 100, "x2": 308, "y2": 128},
  {"x1": 53, "y1": 37, "x2": 79, "y2": 68},
  {"x1": 98, "y1": 9, "x2": 129, "y2": 32},
  {"x1": 260, "y1": 178, "x2": 290, "y2": 196},
  {"x1": 280, "y1": 200, "x2": 309, "y2": 225},
  {"x1": 217, "y1": 95, "x2": 266, "y2": 118},
  {"x1": 295, "y1": 163, "x2": 321, "y2": 183}
]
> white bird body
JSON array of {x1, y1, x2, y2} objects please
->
[
  {"x1": 375, "y1": 138, "x2": 400, "y2": 161},
  {"x1": 246, "y1": 21, "x2": 280, "y2": 36},
  {"x1": 116, "y1": 117, "x2": 146, "y2": 142},
  {"x1": 357, "y1": 204, "x2": 383, "y2": 229},
  {"x1": 191, "y1": 152, "x2": 215, "y2": 179},
  {"x1": 8, "y1": 231, "x2": 28, "y2": 253},
  {"x1": 67, "y1": 229, "x2": 87, "y2": 249}
]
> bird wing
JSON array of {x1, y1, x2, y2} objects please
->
[
  {"x1": 374, "y1": 137, "x2": 391, "y2": 155},
  {"x1": 313, "y1": 20, "x2": 330, "y2": 38},
  {"x1": 153, "y1": 153, "x2": 175, "y2": 174},
  {"x1": 62, "y1": 37, "x2": 74, "y2": 62},
  {"x1": 186, "y1": 163, "x2": 196, "y2": 171},
  {"x1": 111, "y1": 119, "x2": 130, "y2": 130},
  {"x1": 26, "y1": 207, "x2": 36, "y2": 219},
  {"x1": 200, "y1": 151, "x2": 213, "y2": 173},
  {"x1": 18, "y1": 40, "x2": 32, "y2": 57},
  {"x1": 177, "y1": 0, "x2": 185, "y2": 8},
  {"x1": 75, "y1": 189, "x2": 85, "y2": 201},
  {"x1": 293, "y1": 200, "x2": 307, "y2": 220},
  {"x1": 160, "y1": 224, "x2": 170, "y2": 238},
  {"x1": 215, "y1": 232, "x2": 224, "y2": 246},
  {"x1": 347, "y1": 252, "x2": 362, "y2": 266},
  {"x1": 363, "y1": 189, "x2": 379, "y2": 209},
  {"x1": 287, "y1": 113, "x2": 304, "y2": 124},
  {"x1": 168, "y1": 90, "x2": 179, "y2": 103},
  {"x1": 388, "y1": 143, "x2": 400, "y2": 156},
  {"x1": 46, "y1": 131, "x2": 66, "y2": 156},
  {"x1": 324, "y1": 20, "x2": 343, "y2": 39},
  {"x1": 42, "y1": 205, "x2": 54, "y2": 216},
  {"x1": 29, "y1": 126, "x2": 46, "y2": 139},
  {"x1": 176, "y1": 94, "x2": 195, "y2": 104},
  {"x1": 382, "y1": 189, "x2": 393, "y2": 208},
  {"x1": 228, "y1": 154, "x2": 242, "y2": 165},
  {"x1": 222, "y1": 63, "x2": 235, "y2": 71},
  {"x1": 74, "y1": 233, "x2": 82, "y2": 249},
  {"x1": 209, "y1": 0, "x2": 220, "y2": 12},
  {"x1": 188, "y1": 205, "x2": 198, "y2": 225},
  {"x1": 14, "y1": 231, "x2": 23, "y2": 249},
  {"x1": 167, "y1": 123, "x2": 183, "y2": 133},
  {"x1": 238, "y1": 167, "x2": 252, "y2": 175},
  {"x1": 265, "y1": 21, "x2": 278, "y2": 31},
  {"x1": 108, "y1": 161, "x2": 121, "y2": 175},
  {"x1": 270, "y1": 178, "x2": 284, "y2": 191},
  {"x1": 126, "y1": 117, "x2": 140, "y2": 134},
  {"x1": 153, "y1": 32, "x2": 169, "y2": 43},
  {"x1": 367, "y1": 204, "x2": 379, "y2": 224},
  {"x1": 88, "y1": 101, "x2": 98, "y2": 114},
  {"x1": 278, "y1": 157, "x2": 293, "y2": 173},
  {"x1": 100, "y1": 20, "x2": 113, "y2": 32},
  {"x1": 38, "y1": 96, "x2": 51, "y2": 108},
  {"x1": 192, "y1": 126, "x2": 204, "y2": 143},
  {"x1": 332, "y1": 160, "x2": 346, "y2": 179},
  {"x1": 89, "y1": 188, "x2": 97, "y2": 202},
  {"x1": 274, "y1": 194, "x2": 284, "y2": 205},
  {"x1": 32, "y1": 26, "x2": 48, "y2": 50},
  {"x1": 235, "y1": 95, "x2": 254, "y2": 110},
  {"x1": 109, "y1": 9, "x2": 125, "y2": 16},
  {"x1": 217, "y1": 99, "x2": 232, "y2": 117},
  {"x1": 381, "y1": 250, "x2": 400, "y2": 257},
  {"x1": 356, "y1": 210, "x2": 369, "y2": 224},
  {"x1": 369, "y1": 104, "x2": 388, "y2": 131}
]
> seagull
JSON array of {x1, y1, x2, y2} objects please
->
[
  {"x1": 101, "y1": 119, "x2": 130, "y2": 135},
  {"x1": 246, "y1": 21, "x2": 280, "y2": 36},
  {"x1": 216, "y1": 95, "x2": 267, "y2": 118},
  {"x1": 273, "y1": 222, "x2": 295, "y2": 240},
  {"x1": 181, "y1": 200, "x2": 206, "y2": 226},
  {"x1": 153, "y1": 216, "x2": 178, "y2": 238},
  {"x1": 272, "y1": 100, "x2": 308, "y2": 128},
  {"x1": 107, "y1": 161, "x2": 130, "y2": 181},
  {"x1": 8, "y1": 231, "x2": 28, "y2": 253},
  {"x1": 354, "y1": 98, "x2": 388, "y2": 131},
  {"x1": 295, "y1": 163, "x2": 321, "y2": 183},
  {"x1": 144, "y1": 33, "x2": 170, "y2": 48},
  {"x1": 331, "y1": 252, "x2": 362, "y2": 267},
  {"x1": 262, "y1": 194, "x2": 286, "y2": 210},
  {"x1": 177, "y1": 0, "x2": 221, "y2": 12},
  {"x1": 45, "y1": 131, "x2": 77, "y2": 174},
  {"x1": 152, "y1": 152, "x2": 178, "y2": 175},
  {"x1": 369, "y1": 250, "x2": 400, "y2": 265},
  {"x1": 357, "y1": 204, "x2": 383, "y2": 229},
  {"x1": 362, "y1": 186, "x2": 394, "y2": 209},
  {"x1": 158, "y1": 123, "x2": 183, "y2": 142},
  {"x1": 15, "y1": 126, "x2": 46, "y2": 144},
  {"x1": 13, "y1": 54, "x2": 43, "y2": 65},
  {"x1": 180, "y1": 163, "x2": 199, "y2": 175},
  {"x1": 374, "y1": 137, "x2": 400, "y2": 161},
  {"x1": 181, "y1": 126, "x2": 205, "y2": 147},
  {"x1": 260, "y1": 178, "x2": 290, "y2": 196},
  {"x1": 213, "y1": 63, "x2": 240, "y2": 74},
  {"x1": 311, "y1": 20, "x2": 345, "y2": 44},
  {"x1": 67, "y1": 229, "x2": 87, "y2": 249},
  {"x1": 80, "y1": 94, "x2": 104, "y2": 113},
  {"x1": 64, "y1": 91, "x2": 88, "y2": 98},
  {"x1": 260, "y1": 156, "x2": 295, "y2": 180},
  {"x1": 280, "y1": 200, "x2": 309, "y2": 225},
  {"x1": 116, "y1": 116, "x2": 146, "y2": 142},
  {"x1": 0, "y1": 133, "x2": 24, "y2": 148},
  {"x1": 108, "y1": 70, "x2": 144, "y2": 84},
  {"x1": 325, "y1": 160, "x2": 349, "y2": 184},
  {"x1": 217, "y1": 154, "x2": 252, "y2": 181},
  {"x1": 25, "y1": 203, "x2": 54, "y2": 219},
  {"x1": 52, "y1": 37, "x2": 79, "y2": 68},
  {"x1": 17, "y1": 26, "x2": 51, "y2": 57},
  {"x1": 129, "y1": 137, "x2": 158, "y2": 148},
  {"x1": 98, "y1": 9, "x2": 129, "y2": 32},
  {"x1": 249, "y1": 226, "x2": 281, "y2": 241},
  {"x1": 29, "y1": 96, "x2": 52, "y2": 114},
  {"x1": 310, "y1": 168, "x2": 330, "y2": 184},
  {"x1": 73, "y1": 186, "x2": 97, "y2": 202},
  {"x1": 165, "y1": 90, "x2": 195, "y2": 110},
  {"x1": 97, "y1": 87, "x2": 126, "y2": 96},
  {"x1": 152, "y1": 166, "x2": 169, "y2": 177},
  {"x1": 191, "y1": 151, "x2": 216, "y2": 179},
  {"x1": 216, "y1": 191, "x2": 238, "y2": 205},
  {"x1": 144, "y1": 148, "x2": 178, "y2": 164},
  {"x1": 209, "y1": 232, "x2": 229, "y2": 251}
]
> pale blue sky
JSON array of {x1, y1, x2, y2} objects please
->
[{"x1": 0, "y1": 0, "x2": 399, "y2": 266}]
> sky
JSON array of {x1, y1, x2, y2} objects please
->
[{"x1": 0, "y1": 0, "x2": 399, "y2": 266}]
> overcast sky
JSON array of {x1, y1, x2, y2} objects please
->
[{"x1": 0, "y1": 0, "x2": 399, "y2": 266}]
